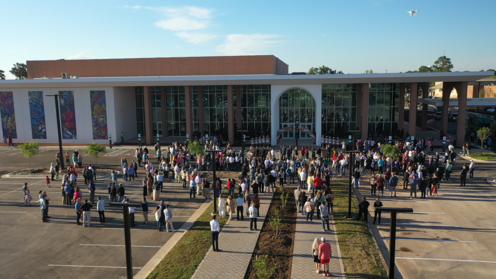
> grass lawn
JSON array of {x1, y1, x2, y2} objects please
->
[
  {"x1": 332, "y1": 181, "x2": 388, "y2": 278},
  {"x1": 469, "y1": 151, "x2": 496, "y2": 160},
  {"x1": 147, "y1": 188, "x2": 238, "y2": 279}
]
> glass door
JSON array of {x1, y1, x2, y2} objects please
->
[
  {"x1": 281, "y1": 123, "x2": 294, "y2": 139},
  {"x1": 300, "y1": 123, "x2": 312, "y2": 138},
  {"x1": 156, "y1": 122, "x2": 163, "y2": 137}
]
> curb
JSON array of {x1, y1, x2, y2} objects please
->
[
  {"x1": 134, "y1": 200, "x2": 212, "y2": 279},
  {"x1": 1, "y1": 174, "x2": 112, "y2": 180},
  {"x1": 354, "y1": 187, "x2": 404, "y2": 279},
  {"x1": 485, "y1": 177, "x2": 496, "y2": 186}
]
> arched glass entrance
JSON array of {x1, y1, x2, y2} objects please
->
[{"x1": 279, "y1": 88, "x2": 315, "y2": 139}]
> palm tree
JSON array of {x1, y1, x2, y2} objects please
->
[{"x1": 0, "y1": 70, "x2": 5, "y2": 80}]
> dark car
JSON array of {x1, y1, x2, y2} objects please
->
[
  {"x1": 434, "y1": 112, "x2": 442, "y2": 120},
  {"x1": 448, "y1": 113, "x2": 458, "y2": 122}
]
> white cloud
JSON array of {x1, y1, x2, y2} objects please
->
[
  {"x1": 216, "y1": 34, "x2": 281, "y2": 55},
  {"x1": 175, "y1": 31, "x2": 217, "y2": 44},
  {"x1": 67, "y1": 50, "x2": 96, "y2": 60},
  {"x1": 155, "y1": 18, "x2": 208, "y2": 31}
]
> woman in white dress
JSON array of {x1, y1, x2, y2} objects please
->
[{"x1": 218, "y1": 196, "x2": 226, "y2": 219}]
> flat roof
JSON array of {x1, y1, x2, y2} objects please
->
[{"x1": 0, "y1": 72, "x2": 492, "y2": 89}]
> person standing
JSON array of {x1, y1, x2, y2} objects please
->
[
  {"x1": 128, "y1": 200, "x2": 136, "y2": 227},
  {"x1": 320, "y1": 201, "x2": 330, "y2": 231},
  {"x1": 318, "y1": 237, "x2": 332, "y2": 277},
  {"x1": 142, "y1": 197, "x2": 149, "y2": 224},
  {"x1": 74, "y1": 198, "x2": 82, "y2": 225},
  {"x1": 312, "y1": 238, "x2": 322, "y2": 274},
  {"x1": 389, "y1": 173, "x2": 399, "y2": 198},
  {"x1": 304, "y1": 197, "x2": 315, "y2": 222},
  {"x1": 460, "y1": 165, "x2": 468, "y2": 186},
  {"x1": 40, "y1": 194, "x2": 48, "y2": 222},
  {"x1": 373, "y1": 198, "x2": 383, "y2": 224},
  {"x1": 203, "y1": 178, "x2": 211, "y2": 199},
  {"x1": 88, "y1": 180, "x2": 96, "y2": 204},
  {"x1": 189, "y1": 177, "x2": 197, "y2": 199},
  {"x1": 110, "y1": 183, "x2": 117, "y2": 203},
  {"x1": 469, "y1": 160, "x2": 475, "y2": 179},
  {"x1": 117, "y1": 184, "x2": 125, "y2": 202},
  {"x1": 409, "y1": 173, "x2": 418, "y2": 199},
  {"x1": 294, "y1": 187, "x2": 302, "y2": 214},
  {"x1": 248, "y1": 203, "x2": 258, "y2": 230},
  {"x1": 97, "y1": 196, "x2": 105, "y2": 223},
  {"x1": 419, "y1": 176, "x2": 428, "y2": 199},
  {"x1": 163, "y1": 204, "x2": 176, "y2": 232},
  {"x1": 81, "y1": 199, "x2": 93, "y2": 227},
  {"x1": 155, "y1": 205, "x2": 163, "y2": 231},
  {"x1": 218, "y1": 196, "x2": 226, "y2": 219},
  {"x1": 210, "y1": 215, "x2": 221, "y2": 252},
  {"x1": 236, "y1": 194, "x2": 244, "y2": 221},
  {"x1": 356, "y1": 197, "x2": 370, "y2": 222}
]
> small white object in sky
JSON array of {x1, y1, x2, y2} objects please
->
[{"x1": 408, "y1": 10, "x2": 419, "y2": 16}]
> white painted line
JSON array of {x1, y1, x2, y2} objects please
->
[
  {"x1": 371, "y1": 211, "x2": 444, "y2": 214},
  {"x1": 9, "y1": 152, "x2": 23, "y2": 156},
  {"x1": 383, "y1": 237, "x2": 476, "y2": 243},
  {"x1": 102, "y1": 227, "x2": 160, "y2": 231},
  {"x1": 80, "y1": 244, "x2": 161, "y2": 248},
  {"x1": 380, "y1": 223, "x2": 459, "y2": 227},
  {"x1": 396, "y1": 257, "x2": 496, "y2": 264},
  {"x1": 48, "y1": 264, "x2": 142, "y2": 269},
  {"x1": 381, "y1": 200, "x2": 432, "y2": 203},
  {"x1": 0, "y1": 211, "x2": 27, "y2": 214}
]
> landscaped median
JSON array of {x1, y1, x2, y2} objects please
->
[
  {"x1": 466, "y1": 151, "x2": 496, "y2": 160},
  {"x1": 332, "y1": 181, "x2": 388, "y2": 278},
  {"x1": 146, "y1": 202, "x2": 228, "y2": 279}
]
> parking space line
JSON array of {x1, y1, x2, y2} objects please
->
[
  {"x1": 0, "y1": 211, "x2": 27, "y2": 213},
  {"x1": 383, "y1": 237, "x2": 476, "y2": 243},
  {"x1": 80, "y1": 244, "x2": 161, "y2": 248},
  {"x1": 380, "y1": 223, "x2": 459, "y2": 227},
  {"x1": 48, "y1": 264, "x2": 142, "y2": 269},
  {"x1": 396, "y1": 257, "x2": 496, "y2": 264},
  {"x1": 371, "y1": 211, "x2": 444, "y2": 214}
]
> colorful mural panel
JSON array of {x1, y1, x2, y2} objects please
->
[
  {"x1": 0, "y1": 92, "x2": 17, "y2": 138},
  {"x1": 28, "y1": 91, "x2": 47, "y2": 139},
  {"x1": 58, "y1": 91, "x2": 77, "y2": 139},
  {"x1": 90, "y1": 91, "x2": 108, "y2": 139}
]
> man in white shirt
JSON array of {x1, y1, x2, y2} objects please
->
[
  {"x1": 97, "y1": 196, "x2": 105, "y2": 223},
  {"x1": 236, "y1": 195, "x2": 244, "y2": 220},
  {"x1": 195, "y1": 174, "x2": 202, "y2": 195},
  {"x1": 339, "y1": 158, "x2": 348, "y2": 176},
  {"x1": 469, "y1": 160, "x2": 475, "y2": 179},
  {"x1": 229, "y1": 156, "x2": 235, "y2": 171},
  {"x1": 163, "y1": 204, "x2": 176, "y2": 232},
  {"x1": 157, "y1": 172, "x2": 164, "y2": 192},
  {"x1": 210, "y1": 215, "x2": 221, "y2": 251},
  {"x1": 248, "y1": 203, "x2": 258, "y2": 230},
  {"x1": 299, "y1": 170, "x2": 307, "y2": 189}
]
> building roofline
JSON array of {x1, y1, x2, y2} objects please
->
[{"x1": 0, "y1": 72, "x2": 492, "y2": 89}]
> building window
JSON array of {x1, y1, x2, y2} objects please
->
[
  {"x1": 202, "y1": 85, "x2": 228, "y2": 140},
  {"x1": 166, "y1": 86, "x2": 186, "y2": 137},
  {"x1": 322, "y1": 84, "x2": 357, "y2": 138},
  {"x1": 367, "y1": 83, "x2": 400, "y2": 138},
  {"x1": 279, "y1": 88, "x2": 315, "y2": 139},
  {"x1": 238, "y1": 85, "x2": 271, "y2": 138},
  {"x1": 151, "y1": 86, "x2": 162, "y2": 137}
]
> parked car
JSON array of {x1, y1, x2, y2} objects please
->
[
  {"x1": 486, "y1": 107, "x2": 495, "y2": 113},
  {"x1": 434, "y1": 112, "x2": 442, "y2": 120},
  {"x1": 448, "y1": 113, "x2": 458, "y2": 122}
]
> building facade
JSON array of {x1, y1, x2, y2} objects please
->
[{"x1": 0, "y1": 56, "x2": 492, "y2": 147}]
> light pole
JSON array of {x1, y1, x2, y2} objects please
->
[
  {"x1": 109, "y1": 133, "x2": 112, "y2": 149},
  {"x1": 375, "y1": 207, "x2": 414, "y2": 279},
  {"x1": 110, "y1": 202, "x2": 143, "y2": 279},
  {"x1": 138, "y1": 134, "x2": 141, "y2": 147},
  {"x1": 47, "y1": 94, "x2": 64, "y2": 170},
  {"x1": 237, "y1": 130, "x2": 249, "y2": 163},
  {"x1": 206, "y1": 149, "x2": 218, "y2": 214},
  {"x1": 157, "y1": 133, "x2": 160, "y2": 145},
  {"x1": 343, "y1": 150, "x2": 361, "y2": 219}
]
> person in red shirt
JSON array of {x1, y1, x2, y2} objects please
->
[
  {"x1": 319, "y1": 237, "x2": 332, "y2": 277},
  {"x1": 313, "y1": 175, "x2": 322, "y2": 194},
  {"x1": 227, "y1": 179, "x2": 233, "y2": 196}
]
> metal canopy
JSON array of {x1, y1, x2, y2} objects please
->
[{"x1": 417, "y1": 97, "x2": 496, "y2": 107}]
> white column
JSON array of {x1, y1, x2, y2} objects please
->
[
  {"x1": 271, "y1": 88, "x2": 279, "y2": 146},
  {"x1": 314, "y1": 85, "x2": 322, "y2": 146}
]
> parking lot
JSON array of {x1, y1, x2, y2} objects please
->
[{"x1": 0, "y1": 147, "x2": 206, "y2": 278}]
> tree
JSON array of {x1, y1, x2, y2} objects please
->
[
  {"x1": 477, "y1": 127, "x2": 491, "y2": 154},
  {"x1": 10, "y1": 63, "x2": 27, "y2": 79},
  {"x1": 0, "y1": 70, "x2": 5, "y2": 80},
  {"x1": 432, "y1": 56, "x2": 453, "y2": 72},
  {"x1": 19, "y1": 141, "x2": 40, "y2": 172},
  {"x1": 85, "y1": 142, "x2": 106, "y2": 165},
  {"x1": 365, "y1": 69, "x2": 374, "y2": 74},
  {"x1": 308, "y1": 65, "x2": 331, "y2": 75},
  {"x1": 188, "y1": 140, "x2": 205, "y2": 157},
  {"x1": 381, "y1": 144, "x2": 402, "y2": 161},
  {"x1": 418, "y1": 65, "x2": 432, "y2": 73}
]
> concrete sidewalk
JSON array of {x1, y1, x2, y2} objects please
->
[
  {"x1": 191, "y1": 192, "x2": 274, "y2": 279},
  {"x1": 290, "y1": 205, "x2": 345, "y2": 278}
]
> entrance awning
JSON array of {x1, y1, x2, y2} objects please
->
[{"x1": 417, "y1": 98, "x2": 496, "y2": 107}]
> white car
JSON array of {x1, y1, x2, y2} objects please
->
[{"x1": 487, "y1": 108, "x2": 495, "y2": 113}]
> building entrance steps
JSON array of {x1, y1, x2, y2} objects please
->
[{"x1": 191, "y1": 192, "x2": 274, "y2": 279}]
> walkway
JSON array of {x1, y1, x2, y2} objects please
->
[
  {"x1": 291, "y1": 201, "x2": 345, "y2": 278},
  {"x1": 191, "y1": 192, "x2": 274, "y2": 279}
]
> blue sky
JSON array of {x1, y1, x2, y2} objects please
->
[{"x1": 1, "y1": 0, "x2": 495, "y2": 79}]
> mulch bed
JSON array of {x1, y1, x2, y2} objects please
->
[{"x1": 245, "y1": 187, "x2": 297, "y2": 278}]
